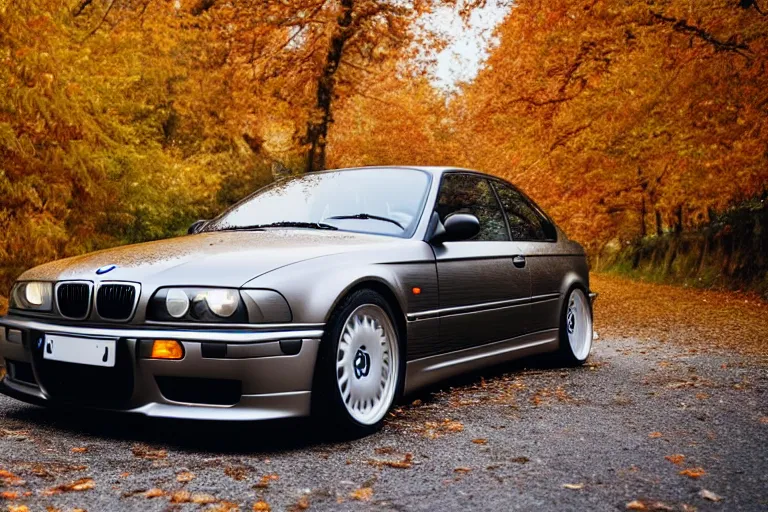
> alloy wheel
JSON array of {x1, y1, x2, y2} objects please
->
[
  {"x1": 335, "y1": 304, "x2": 399, "y2": 425},
  {"x1": 566, "y1": 289, "x2": 592, "y2": 361}
]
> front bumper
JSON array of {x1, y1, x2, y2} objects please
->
[{"x1": 0, "y1": 316, "x2": 323, "y2": 421}]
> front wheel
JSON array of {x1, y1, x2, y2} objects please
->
[
  {"x1": 312, "y1": 289, "x2": 403, "y2": 436},
  {"x1": 555, "y1": 287, "x2": 593, "y2": 366}
]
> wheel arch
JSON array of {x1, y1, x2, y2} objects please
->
[
  {"x1": 559, "y1": 269, "x2": 590, "y2": 306},
  {"x1": 326, "y1": 278, "x2": 408, "y2": 351}
]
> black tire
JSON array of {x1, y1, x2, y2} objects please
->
[
  {"x1": 554, "y1": 287, "x2": 593, "y2": 367},
  {"x1": 311, "y1": 288, "x2": 404, "y2": 437}
]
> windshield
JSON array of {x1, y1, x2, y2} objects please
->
[{"x1": 203, "y1": 168, "x2": 431, "y2": 238}]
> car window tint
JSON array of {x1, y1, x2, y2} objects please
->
[
  {"x1": 492, "y1": 182, "x2": 548, "y2": 241},
  {"x1": 436, "y1": 174, "x2": 508, "y2": 241}
]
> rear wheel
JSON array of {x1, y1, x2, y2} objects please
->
[
  {"x1": 312, "y1": 289, "x2": 402, "y2": 435},
  {"x1": 556, "y1": 287, "x2": 593, "y2": 366}
]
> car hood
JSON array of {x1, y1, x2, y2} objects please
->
[{"x1": 19, "y1": 230, "x2": 400, "y2": 287}]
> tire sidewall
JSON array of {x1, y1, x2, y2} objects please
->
[{"x1": 312, "y1": 289, "x2": 404, "y2": 434}]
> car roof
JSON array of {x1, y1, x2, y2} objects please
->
[{"x1": 320, "y1": 165, "x2": 489, "y2": 178}]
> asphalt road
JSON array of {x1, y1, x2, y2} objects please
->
[{"x1": 0, "y1": 334, "x2": 765, "y2": 512}]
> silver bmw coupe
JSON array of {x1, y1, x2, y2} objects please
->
[{"x1": 0, "y1": 167, "x2": 594, "y2": 434}]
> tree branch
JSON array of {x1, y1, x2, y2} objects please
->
[
  {"x1": 549, "y1": 122, "x2": 592, "y2": 151},
  {"x1": 739, "y1": 0, "x2": 767, "y2": 16},
  {"x1": 649, "y1": 11, "x2": 750, "y2": 54},
  {"x1": 509, "y1": 93, "x2": 580, "y2": 107},
  {"x1": 72, "y1": 0, "x2": 93, "y2": 17},
  {"x1": 82, "y1": 0, "x2": 118, "y2": 40}
]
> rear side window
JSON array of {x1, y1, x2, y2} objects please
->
[
  {"x1": 492, "y1": 181, "x2": 555, "y2": 241},
  {"x1": 436, "y1": 174, "x2": 508, "y2": 241}
]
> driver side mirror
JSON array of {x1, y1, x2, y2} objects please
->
[
  {"x1": 429, "y1": 213, "x2": 480, "y2": 244},
  {"x1": 187, "y1": 219, "x2": 207, "y2": 235}
]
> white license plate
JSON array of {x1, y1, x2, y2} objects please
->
[{"x1": 43, "y1": 334, "x2": 116, "y2": 367}]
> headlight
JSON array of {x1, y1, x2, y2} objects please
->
[
  {"x1": 147, "y1": 287, "x2": 291, "y2": 323},
  {"x1": 203, "y1": 289, "x2": 239, "y2": 318},
  {"x1": 9, "y1": 281, "x2": 53, "y2": 311},
  {"x1": 165, "y1": 289, "x2": 190, "y2": 318}
]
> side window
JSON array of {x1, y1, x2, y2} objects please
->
[
  {"x1": 436, "y1": 174, "x2": 508, "y2": 241},
  {"x1": 492, "y1": 182, "x2": 553, "y2": 241}
]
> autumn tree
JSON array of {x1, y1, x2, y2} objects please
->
[
  {"x1": 454, "y1": 0, "x2": 768, "y2": 250},
  {"x1": 329, "y1": 63, "x2": 462, "y2": 168},
  {"x1": 197, "y1": 0, "x2": 458, "y2": 172}
]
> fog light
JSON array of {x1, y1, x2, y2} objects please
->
[{"x1": 150, "y1": 340, "x2": 184, "y2": 360}]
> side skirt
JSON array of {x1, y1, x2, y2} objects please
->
[{"x1": 403, "y1": 329, "x2": 559, "y2": 394}]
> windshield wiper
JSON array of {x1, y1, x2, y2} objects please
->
[
  {"x1": 328, "y1": 213, "x2": 404, "y2": 230},
  {"x1": 216, "y1": 221, "x2": 338, "y2": 232}
]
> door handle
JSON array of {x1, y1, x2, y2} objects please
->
[{"x1": 513, "y1": 255, "x2": 526, "y2": 268}]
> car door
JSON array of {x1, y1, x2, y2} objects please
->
[
  {"x1": 491, "y1": 180, "x2": 562, "y2": 334},
  {"x1": 432, "y1": 173, "x2": 531, "y2": 354}
]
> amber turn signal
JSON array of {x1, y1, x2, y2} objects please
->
[
  {"x1": 412, "y1": 287, "x2": 422, "y2": 295},
  {"x1": 150, "y1": 339, "x2": 184, "y2": 360}
]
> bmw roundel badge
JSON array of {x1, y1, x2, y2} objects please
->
[{"x1": 96, "y1": 264, "x2": 117, "y2": 275}]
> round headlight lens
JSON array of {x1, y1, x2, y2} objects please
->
[
  {"x1": 24, "y1": 282, "x2": 46, "y2": 306},
  {"x1": 165, "y1": 289, "x2": 190, "y2": 318},
  {"x1": 205, "y1": 289, "x2": 239, "y2": 318}
]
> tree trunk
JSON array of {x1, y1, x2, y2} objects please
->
[
  {"x1": 674, "y1": 205, "x2": 683, "y2": 234},
  {"x1": 655, "y1": 209, "x2": 663, "y2": 236},
  {"x1": 304, "y1": 0, "x2": 354, "y2": 173},
  {"x1": 640, "y1": 195, "x2": 647, "y2": 238}
]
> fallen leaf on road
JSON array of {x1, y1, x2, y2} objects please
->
[
  {"x1": 679, "y1": 468, "x2": 706, "y2": 479},
  {"x1": 24, "y1": 462, "x2": 86, "y2": 479},
  {"x1": 445, "y1": 420, "x2": 464, "y2": 432},
  {"x1": 42, "y1": 478, "x2": 95, "y2": 495},
  {"x1": 224, "y1": 465, "x2": 251, "y2": 481},
  {"x1": 290, "y1": 496, "x2": 310, "y2": 511},
  {"x1": 176, "y1": 471, "x2": 195, "y2": 483},
  {"x1": 210, "y1": 501, "x2": 240, "y2": 512},
  {"x1": 71, "y1": 447, "x2": 88, "y2": 453},
  {"x1": 699, "y1": 489, "x2": 722, "y2": 502},
  {"x1": 0, "y1": 429, "x2": 29, "y2": 440},
  {"x1": 252, "y1": 474, "x2": 279, "y2": 489},
  {"x1": 170, "y1": 490, "x2": 191, "y2": 503},
  {"x1": 191, "y1": 493, "x2": 217, "y2": 504},
  {"x1": 7, "y1": 505, "x2": 28, "y2": 512},
  {"x1": 369, "y1": 453, "x2": 413, "y2": 469},
  {"x1": 0, "y1": 491, "x2": 19, "y2": 500},
  {"x1": 648, "y1": 432, "x2": 663, "y2": 438},
  {"x1": 511, "y1": 456, "x2": 530, "y2": 464},
  {"x1": 759, "y1": 416, "x2": 768, "y2": 424},
  {"x1": 648, "y1": 502, "x2": 674, "y2": 511},
  {"x1": 454, "y1": 467, "x2": 472, "y2": 473},
  {"x1": 131, "y1": 445, "x2": 167, "y2": 460},
  {"x1": 415, "y1": 419, "x2": 465, "y2": 439},
  {"x1": 144, "y1": 488, "x2": 164, "y2": 498},
  {"x1": 626, "y1": 500, "x2": 647, "y2": 510},
  {"x1": 563, "y1": 483, "x2": 584, "y2": 490},
  {"x1": 253, "y1": 500, "x2": 271, "y2": 511},
  {"x1": 472, "y1": 438, "x2": 488, "y2": 445},
  {"x1": 664, "y1": 454, "x2": 685, "y2": 465},
  {"x1": 0, "y1": 470, "x2": 25, "y2": 486},
  {"x1": 350, "y1": 487, "x2": 373, "y2": 501}
]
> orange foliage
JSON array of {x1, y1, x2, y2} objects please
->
[
  {"x1": 1, "y1": 0, "x2": 766, "y2": 292},
  {"x1": 453, "y1": 0, "x2": 768, "y2": 250}
]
